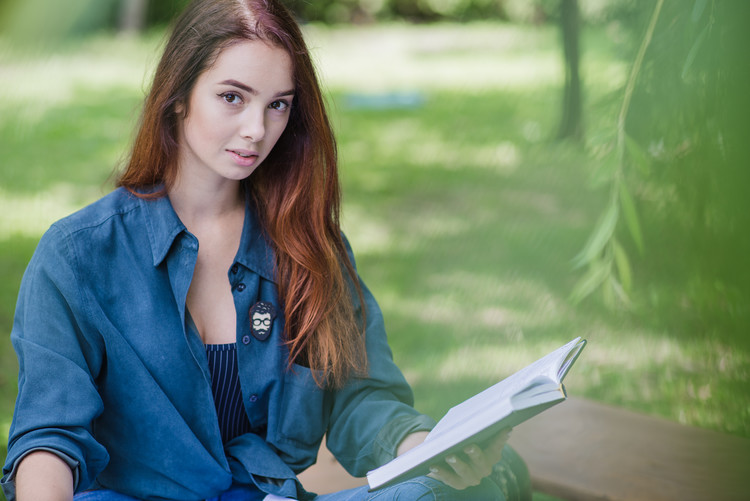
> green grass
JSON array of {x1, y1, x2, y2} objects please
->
[
  {"x1": 1, "y1": 22, "x2": 748, "y2": 496},
  {"x1": 334, "y1": 86, "x2": 750, "y2": 435}
]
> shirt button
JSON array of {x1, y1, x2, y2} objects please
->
[
  {"x1": 231, "y1": 264, "x2": 239, "y2": 274},
  {"x1": 249, "y1": 394, "x2": 258, "y2": 403},
  {"x1": 241, "y1": 335, "x2": 251, "y2": 345},
  {"x1": 236, "y1": 283, "x2": 246, "y2": 292}
]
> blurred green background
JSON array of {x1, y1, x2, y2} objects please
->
[{"x1": 1, "y1": 0, "x2": 749, "y2": 498}]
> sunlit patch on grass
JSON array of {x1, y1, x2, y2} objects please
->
[
  {"x1": 0, "y1": 35, "x2": 156, "y2": 129},
  {"x1": 0, "y1": 183, "x2": 101, "y2": 240},
  {"x1": 406, "y1": 214, "x2": 467, "y2": 241},
  {"x1": 340, "y1": 117, "x2": 523, "y2": 174},
  {"x1": 341, "y1": 205, "x2": 396, "y2": 255},
  {"x1": 405, "y1": 138, "x2": 523, "y2": 174},
  {"x1": 427, "y1": 331, "x2": 743, "y2": 385},
  {"x1": 419, "y1": 271, "x2": 568, "y2": 328},
  {"x1": 435, "y1": 343, "x2": 569, "y2": 381},
  {"x1": 305, "y1": 23, "x2": 563, "y2": 92}
]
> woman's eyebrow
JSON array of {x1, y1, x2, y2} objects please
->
[{"x1": 220, "y1": 79, "x2": 295, "y2": 98}]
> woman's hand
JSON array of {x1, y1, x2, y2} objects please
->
[{"x1": 427, "y1": 428, "x2": 512, "y2": 490}]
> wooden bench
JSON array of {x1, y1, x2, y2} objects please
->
[
  {"x1": 299, "y1": 398, "x2": 750, "y2": 500},
  {"x1": 510, "y1": 397, "x2": 749, "y2": 501},
  {"x1": 298, "y1": 439, "x2": 368, "y2": 494}
]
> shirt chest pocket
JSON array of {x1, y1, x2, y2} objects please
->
[{"x1": 276, "y1": 364, "x2": 332, "y2": 448}]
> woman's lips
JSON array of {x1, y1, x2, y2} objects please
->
[{"x1": 228, "y1": 149, "x2": 259, "y2": 166}]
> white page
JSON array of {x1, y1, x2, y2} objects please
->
[{"x1": 425, "y1": 337, "x2": 581, "y2": 440}]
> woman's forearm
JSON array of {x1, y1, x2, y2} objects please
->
[
  {"x1": 396, "y1": 431, "x2": 430, "y2": 456},
  {"x1": 15, "y1": 450, "x2": 74, "y2": 501}
]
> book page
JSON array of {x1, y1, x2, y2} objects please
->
[
  {"x1": 367, "y1": 337, "x2": 587, "y2": 490},
  {"x1": 426, "y1": 337, "x2": 582, "y2": 440},
  {"x1": 557, "y1": 338, "x2": 587, "y2": 381}
]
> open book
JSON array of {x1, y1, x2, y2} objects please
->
[{"x1": 366, "y1": 337, "x2": 587, "y2": 490}]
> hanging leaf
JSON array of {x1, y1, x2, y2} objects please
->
[
  {"x1": 625, "y1": 133, "x2": 651, "y2": 176},
  {"x1": 588, "y1": 149, "x2": 618, "y2": 189},
  {"x1": 613, "y1": 238, "x2": 633, "y2": 292},
  {"x1": 691, "y1": 0, "x2": 708, "y2": 23},
  {"x1": 570, "y1": 259, "x2": 611, "y2": 304},
  {"x1": 602, "y1": 275, "x2": 616, "y2": 309},
  {"x1": 619, "y1": 182, "x2": 645, "y2": 254},
  {"x1": 572, "y1": 198, "x2": 619, "y2": 269},
  {"x1": 682, "y1": 23, "x2": 709, "y2": 80},
  {"x1": 610, "y1": 276, "x2": 633, "y2": 307}
]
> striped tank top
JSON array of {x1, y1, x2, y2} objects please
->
[
  {"x1": 204, "y1": 343, "x2": 253, "y2": 443},
  {"x1": 187, "y1": 311, "x2": 252, "y2": 443}
]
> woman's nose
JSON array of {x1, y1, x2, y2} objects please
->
[{"x1": 240, "y1": 108, "x2": 265, "y2": 143}]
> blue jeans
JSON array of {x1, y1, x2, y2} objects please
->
[
  {"x1": 316, "y1": 475, "x2": 502, "y2": 500},
  {"x1": 73, "y1": 446, "x2": 530, "y2": 501},
  {"x1": 74, "y1": 476, "x2": 500, "y2": 501},
  {"x1": 74, "y1": 486, "x2": 266, "y2": 501}
]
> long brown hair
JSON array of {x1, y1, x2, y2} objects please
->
[{"x1": 118, "y1": 0, "x2": 366, "y2": 387}]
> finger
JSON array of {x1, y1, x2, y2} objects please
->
[
  {"x1": 470, "y1": 429, "x2": 511, "y2": 470},
  {"x1": 483, "y1": 443, "x2": 504, "y2": 465},
  {"x1": 463, "y1": 444, "x2": 493, "y2": 478},
  {"x1": 445, "y1": 454, "x2": 483, "y2": 487},
  {"x1": 488, "y1": 428, "x2": 513, "y2": 455},
  {"x1": 429, "y1": 463, "x2": 471, "y2": 490}
]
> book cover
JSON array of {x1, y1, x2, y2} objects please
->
[{"x1": 366, "y1": 337, "x2": 587, "y2": 490}]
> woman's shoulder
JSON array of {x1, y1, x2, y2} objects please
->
[
  {"x1": 51, "y1": 187, "x2": 144, "y2": 236},
  {"x1": 31, "y1": 187, "x2": 158, "y2": 271}
]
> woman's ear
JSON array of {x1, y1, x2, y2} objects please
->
[{"x1": 174, "y1": 99, "x2": 186, "y2": 117}]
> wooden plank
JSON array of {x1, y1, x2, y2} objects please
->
[
  {"x1": 509, "y1": 397, "x2": 750, "y2": 501},
  {"x1": 298, "y1": 440, "x2": 368, "y2": 494}
]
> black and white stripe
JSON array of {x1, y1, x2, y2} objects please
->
[{"x1": 205, "y1": 343, "x2": 252, "y2": 443}]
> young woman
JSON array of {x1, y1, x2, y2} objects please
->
[{"x1": 2, "y1": 1, "x2": 530, "y2": 500}]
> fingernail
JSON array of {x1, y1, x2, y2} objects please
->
[
  {"x1": 429, "y1": 466, "x2": 439, "y2": 474},
  {"x1": 446, "y1": 455, "x2": 457, "y2": 464},
  {"x1": 464, "y1": 445, "x2": 477, "y2": 455}
]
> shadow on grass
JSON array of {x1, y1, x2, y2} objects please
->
[
  {"x1": 0, "y1": 236, "x2": 35, "y2": 483},
  {"x1": 0, "y1": 236, "x2": 34, "y2": 406},
  {"x1": 332, "y1": 89, "x2": 750, "y2": 439}
]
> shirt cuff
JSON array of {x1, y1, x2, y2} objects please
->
[
  {"x1": 372, "y1": 413, "x2": 436, "y2": 467},
  {"x1": 4, "y1": 447, "x2": 80, "y2": 495}
]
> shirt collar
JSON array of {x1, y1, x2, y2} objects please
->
[
  {"x1": 140, "y1": 191, "x2": 187, "y2": 268},
  {"x1": 234, "y1": 198, "x2": 277, "y2": 282},
  {"x1": 140, "y1": 188, "x2": 276, "y2": 282}
]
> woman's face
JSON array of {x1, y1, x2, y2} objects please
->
[{"x1": 177, "y1": 39, "x2": 295, "y2": 187}]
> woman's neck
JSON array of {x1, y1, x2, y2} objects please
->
[{"x1": 168, "y1": 175, "x2": 244, "y2": 230}]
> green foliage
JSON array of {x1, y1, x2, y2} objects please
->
[
  {"x1": 285, "y1": 0, "x2": 645, "y2": 24},
  {"x1": 145, "y1": 0, "x2": 192, "y2": 26},
  {"x1": 285, "y1": 0, "x2": 508, "y2": 23},
  {"x1": 573, "y1": 0, "x2": 750, "y2": 343},
  {"x1": 0, "y1": 0, "x2": 119, "y2": 43},
  {"x1": 570, "y1": 0, "x2": 658, "y2": 306},
  {"x1": 572, "y1": 196, "x2": 618, "y2": 270},
  {"x1": 0, "y1": 0, "x2": 655, "y2": 35}
]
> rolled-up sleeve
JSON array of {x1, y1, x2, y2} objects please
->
[
  {"x1": 324, "y1": 240, "x2": 436, "y2": 476},
  {"x1": 2, "y1": 224, "x2": 109, "y2": 498}
]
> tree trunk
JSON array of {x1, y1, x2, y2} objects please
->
[
  {"x1": 558, "y1": 0, "x2": 584, "y2": 141},
  {"x1": 119, "y1": 0, "x2": 149, "y2": 33}
]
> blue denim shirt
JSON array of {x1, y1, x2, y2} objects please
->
[{"x1": 2, "y1": 188, "x2": 435, "y2": 500}]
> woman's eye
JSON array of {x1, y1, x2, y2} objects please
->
[
  {"x1": 269, "y1": 100, "x2": 290, "y2": 112},
  {"x1": 220, "y1": 92, "x2": 242, "y2": 104}
]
